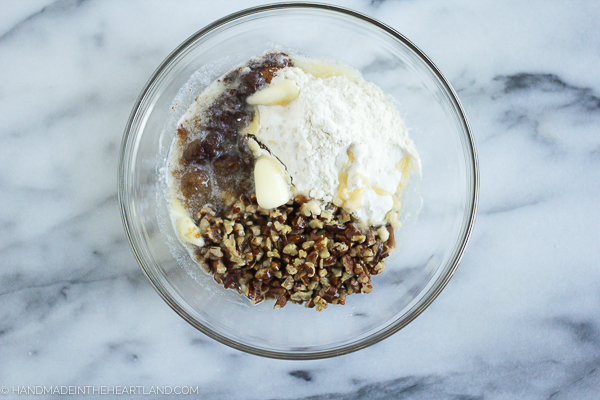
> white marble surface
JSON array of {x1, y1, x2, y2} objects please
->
[{"x1": 1, "y1": 0, "x2": 600, "y2": 399}]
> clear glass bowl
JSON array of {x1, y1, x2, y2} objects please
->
[{"x1": 119, "y1": 3, "x2": 478, "y2": 359}]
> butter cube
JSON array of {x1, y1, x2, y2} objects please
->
[
  {"x1": 254, "y1": 156, "x2": 291, "y2": 209},
  {"x1": 247, "y1": 80, "x2": 299, "y2": 106}
]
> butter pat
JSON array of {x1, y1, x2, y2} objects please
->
[
  {"x1": 171, "y1": 200, "x2": 205, "y2": 247},
  {"x1": 254, "y1": 156, "x2": 291, "y2": 209},
  {"x1": 247, "y1": 80, "x2": 299, "y2": 106}
]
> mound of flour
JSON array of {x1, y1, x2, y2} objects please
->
[{"x1": 255, "y1": 66, "x2": 421, "y2": 226}]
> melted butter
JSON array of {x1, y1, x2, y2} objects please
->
[
  {"x1": 372, "y1": 183, "x2": 391, "y2": 196},
  {"x1": 357, "y1": 173, "x2": 370, "y2": 186},
  {"x1": 347, "y1": 150, "x2": 355, "y2": 163},
  {"x1": 171, "y1": 200, "x2": 205, "y2": 247},
  {"x1": 335, "y1": 150, "x2": 414, "y2": 222},
  {"x1": 396, "y1": 157, "x2": 409, "y2": 171},
  {"x1": 386, "y1": 157, "x2": 414, "y2": 227},
  {"x1": 241, "y1": 112, "x2": 260, "y2": 136},
  {"x1": 395, "y1": 157, "x2": 413, "y2": 194},
  {"x1": 334, "y1": 169, "x2": 349, "y2": 205},
  {"x1": 344, "y1": 189, "x2": 364, "y2": 212}
]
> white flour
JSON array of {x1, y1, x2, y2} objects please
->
[{"x1": 255, "y1": 66, "x2": 421, "y2": 226}]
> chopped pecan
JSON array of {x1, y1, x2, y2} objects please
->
[
  {"x1": 207, "y1": 246, "x2": 223, "y2": 260},
  {"x1": 247, "y1": 286, "x2": 264, "y2": 304},
  {"x1": 273, "y1": 295, "x2": 288, "y2": 309},
  {"x1": 301, "y1": 241, "x2": 315, "y2": 250},
  {"x1": 250, "y1": 236, "x2": 263, "y2": 247},
  {"x1": 212, "y1": 259, "x2": 227, "y2": 274},
  {"x1": 292, "y1": 215, "x2": 308, "y2": 229},
  {"x1": 206, "y1": 226, "x2": 223, "y2": 243},
  {"x1": 282, "y1": 243, "x2": 298, "y2": 256},
  {"x1": 323, "y1": 255, "x2": 337, "y2": 267},
  {"x1": 319, "y1": 210, "x2": 333, "y2": 222},
  {"x1": 357, "y1": 272, "x2": 369, "y2": 284},
  {"x1": 271, "y1": 260, "x2": 281, "y2": 271},
  {"x1": 372, "y1": 261, "x2": 385, "y2": 275},
  {"x1": 314, "y1": 296, "x2": 328, "y2": 312},
  {"x1": 385, "y1": 225, "x2": 396, "y2": 249},
  {"x1": 255, "y1": 268, "x2": 274, "y2": 280},
  {"x1": 308, "y1": 219, "x2": 324, "y2": 230},
  {"x1": 233, "y1": 223, "x2": 245, "y2": 236},
  {"x1": 313, "y1": 236, "x2": 329, "y2": 251},
  {"x1": 322, "y1": 286, "x2": 337, "y2": 302},
  {"x1": 287, "y1": 234, "x2": 307, "y2": 244},
  {"x1": 366, "y1": 229, "x2": 376, "y2": 247},
  {"x1": 199, "y1": 204, "x2": 217, "y2": 217},
  {"x1": 330, "y1": 242, "x2": 349, "y2": 257},
  {"x1": 324, "y1": 224, "x2": 346, "y2": 233},
  {"x1": 186, "y1": 188, "x2": 397, "y2": 311},
  {"x1": 341, "y1": 254, "x2": 355, "y2": 274},
  {"x1": 304, "y1": 262, "x2": 316, "y2": 277},
  {"x1": 306, "y1": 250, "x2": 319, "y2": 264}
]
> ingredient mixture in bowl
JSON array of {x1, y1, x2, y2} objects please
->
[{"x1": 168, "y1": 52, "x2": 421, "y2": 311}]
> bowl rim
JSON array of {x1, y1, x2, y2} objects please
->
[{"x1": 118, "y1": 1, "x2": 479, "y2": 360}]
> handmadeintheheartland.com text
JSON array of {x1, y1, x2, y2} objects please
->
[{"x1": 2, "y1": 386, "x2": 199, "y2": 396}]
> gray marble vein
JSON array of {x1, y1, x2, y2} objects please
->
[{"x1": 1, "y1": 0, "x2": 599, "y2": 399}]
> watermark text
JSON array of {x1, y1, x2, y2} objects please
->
[{"x1": 1, "y1": 386, "x2": 199, "y2": 396}]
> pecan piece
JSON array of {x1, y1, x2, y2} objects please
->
[
  {"x1": 207, "y1": 246, "x2": 223, "y2": 260},
  {"x1": 205, "y1": 226, "x2": 223, "y2": 243},
  {"x1": 313, "y1": 236, "x2": 329, "y2": 251},
  {"x1": 306, "y1": 250, "x2": 319, "y2": 264},
  {"x1": 330, "y1": 242, "x2": 349, "y2": 257},
  {"x1": 287, "y1": 234, "x2": 307, "y2": 244},
  {"x1": 304, "y1": 262, "x2": 316, "y2": 277},
  {"x1": 247, "y1": 286, "x2": 264, "y2": 304},
  {"x1": 282, "y1": 243, "x2": 298, "y2": 256},
  {"x1": 385, "y1": 225, "x2": 396, "y2": 249},
  {"x1": 292, "y1": 215, "x2": 308, "y2": 229},
  {"x1": 357, "y1": 271, "x2": 369, "y2": 284},
  {"x1": 255, "y1": 268, "x2": 274, "y2": 280},
  {"x1": 308, "y1": 219, "x2": 324, "y2": 230},
  {"x1": 273, "y1": 295, "x2": 288, "y2": 309},
  {"x1": 366, "y1": 229, "x2": 376, "y2": 247},
  {"x1": 372, "y1": 261, "x2": 386, "y2": 275},
  {"x1": 324, "y1": 224, "x2": 346, "y2": 233},
  {"x1": 294, "y1": 194, "x2": 310, "y2": 204},
  {"x1": 323, "y1": 255, "x2": 337, "y2": 267},
  {"x1": 341, "y1": 254, "x2": 355, "y2": 274},
  {"x1": 212, "y1": 259, "x2": 227, "y2": 274},
  {"x1": 269, "y1": 287, "x2": 286, "y2": 297},
  {"x1": 361, "y1": 248, "x2": 375, "y2": 262},
  {"x1": 198, "y1": 204, "x2": 217, "y2": 217},
  {"x1": 271, "y1": 260, "x2": 281, "y2": 271},
  {"x1": 282, "y1": 275, "x2": 294, "y2": 290},
  {"x1": 222, "y1": 270, "x2": 240, "y2": 289},
  {"x1": 322, "y1": 286, "x2": 337, "y2": 303},
  {"x1": 344, "y1": 224, "x2": 360, "y2": 240},
  {"x1": 314, "y1": 295, "x2": 328, "y2": 312}
]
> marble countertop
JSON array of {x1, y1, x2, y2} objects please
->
[{"x1": 1, "y1": 1, "x2": 599, "y2": 399}]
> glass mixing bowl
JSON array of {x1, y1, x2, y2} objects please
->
[{"x1": 119, "y1": 3, "x2": 478, "y2": 359}]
